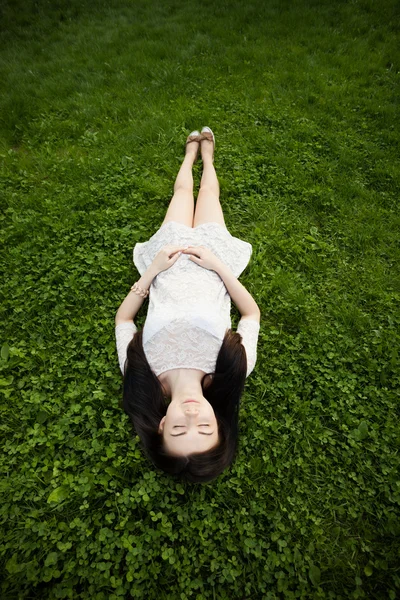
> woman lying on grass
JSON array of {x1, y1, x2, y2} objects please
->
[{"x1": 115, "y1": 127, "x2": 260, "y2": 483}]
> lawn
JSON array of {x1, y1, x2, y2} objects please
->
[{"x1": 0, "y1": 0, "x2": 399, "y2": 598}]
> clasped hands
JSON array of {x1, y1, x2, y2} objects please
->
[{"x1": 151, "y1": 244, "x2": 223, "y2": 274}]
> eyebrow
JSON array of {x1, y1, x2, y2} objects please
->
[{"x1": 170, "y1": 431, "x2": 214, "y2": 437}]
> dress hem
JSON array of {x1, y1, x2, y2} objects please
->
[
  {"x1": 155, "y1": 365, "x2": 213, "y2": 377},
  {"x1": 133, "y1": 220, "x2": 252, "y2": 279}
]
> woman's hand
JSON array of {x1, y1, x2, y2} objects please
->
[
  {"x1": 181, "y1": 246, "x2": 223, "y2": 272},
  {"x1": 150, "y1": 245, "x2": 185, "y2": 274}
]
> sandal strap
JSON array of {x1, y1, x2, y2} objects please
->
[
  {"x1": 186, "y1": 134, "x2": 202, "y2": 145},
  {"x1": 199, "y1": 132, "x2": 214, "y2": 144},
  {"x1": 186, "y1": 132, "x2": 214, "y2": 145}
]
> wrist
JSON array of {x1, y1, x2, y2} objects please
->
[
  {"x1": 133, "y1": 265, "x2": 158, "y2": 297},
  {"x1": 146, "y1": 264, "x2": 160, "y2": 279},
  {"x1": 215, "y1": 260, "x2": 230, "y2": 279}
]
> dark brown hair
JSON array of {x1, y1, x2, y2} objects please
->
[{"x1": 122, "y1": 329, "x2": 247, "y2": 483}]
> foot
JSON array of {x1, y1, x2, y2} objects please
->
[
  {"x1": 200, "y1": 126, "x2": 215, "y2": 162},
  {"x1": 185, "y1": 130, "x2": 201, "y2": 162}
]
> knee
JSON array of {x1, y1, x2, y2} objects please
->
[
  {"x1": 199, "y1": 183, "x2": 218, "y2": 195},
  {"x1": 174, "y1": 182, "x2": 193, "y2": 192}
]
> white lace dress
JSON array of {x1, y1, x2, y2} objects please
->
[{"x1": 115, "y1": 221, "x2": 260, "y2": 379}]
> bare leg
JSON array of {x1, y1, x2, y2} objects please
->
[
  {"x1": 161, "y1": 142, "x2": 198, "y2": 227},
  {"x1": 193, "y1": 137, "x2": 226, "y2": 228}
]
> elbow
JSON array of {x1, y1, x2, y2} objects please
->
[
  {"x1": 115, "y1": 310, "x2": 130, "y2": 327},
  {"x1": 242, "y1": 306, "x2": 261, "y2": 322},
  {"x1": 251, "y1": 302, "x2": 261, "y2": 320}
]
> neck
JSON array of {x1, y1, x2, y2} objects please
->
[{"x1": 161, "y1": 368, "x2": 205, "y2": 401}]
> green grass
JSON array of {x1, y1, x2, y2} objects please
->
[{"x1": 0, "y1": 0, "x2": 399, "y2": 598}]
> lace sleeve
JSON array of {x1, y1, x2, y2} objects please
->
[
  {"x1": 115, "y1": 321, "x2": 137, "y2": 375},
  {"x1": 237, "y1": 318, "x2": 260, "y2": 378}
]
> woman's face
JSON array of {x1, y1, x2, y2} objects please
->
[{"x1": 158, "y1": 396, "x2": 219, "y2": 456}]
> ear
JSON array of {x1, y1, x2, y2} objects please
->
[
  {"x1": 203, "y1": 373, "x2": 213, "y2": 390},
  {"x1": 158, "y1": 416, "x2": 166, "y2": 434}
]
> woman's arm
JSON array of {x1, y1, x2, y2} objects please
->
[
  {"x1": 115, "y1": 264, "x2": 159, "y2": 325},
  {"x1": 182, "y1": 246, "x2": 260, "y2": 320},
  {"x1": 115, "y1": 244, "x2": 187, "y2": 325},
  {"x1": 215, "y1": 262, "x2": 260, "y2": 321}
]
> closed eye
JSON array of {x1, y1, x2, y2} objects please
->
[
  {"x1": 170, "y1": 424, "x2": 213, "y2": 437},
  {"x1": 173, "y1": 425, "x2": 209, "y2": 428}
]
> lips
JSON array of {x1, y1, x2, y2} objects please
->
[{"x1": 183, "y1": 400, "x2": 200, "y2": 404}]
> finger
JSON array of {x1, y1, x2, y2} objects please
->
[
  {"x1": 170, "y1": 251, "x2": 182, "y2": 263},
  {"x1": 189, "y1": 255, "x2": 201, "y2": 263},
  {"x1": 182, "y1": 245, "x2": 200, "y2": 252},
  {"x1": 182, "y1": 247, "x2": 202, "y2": 257},
  {"x1": 168, "y1": 247, "x2": 186, "y2": 257},
  {"x1": 183, "y1": 251, "x2": 202, "y2": 260}
]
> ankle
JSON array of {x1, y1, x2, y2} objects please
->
[
  {"x1": 201, "y1": 153, "x2": 214, "y2": 165},
  {"x1": 183, "y1": 151, "x2": 196, "y2": 166}
]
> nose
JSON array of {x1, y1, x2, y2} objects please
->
[{"x1": 184, "y1": 406, "x2": 199, "y2": 415}]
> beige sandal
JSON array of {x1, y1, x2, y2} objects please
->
[
  {"x1": 185, "y1": 130, "x2": 201, "y2": 162},
  {"x1": 200, "y1": 126, "x2": 215, "y2": 161}
]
